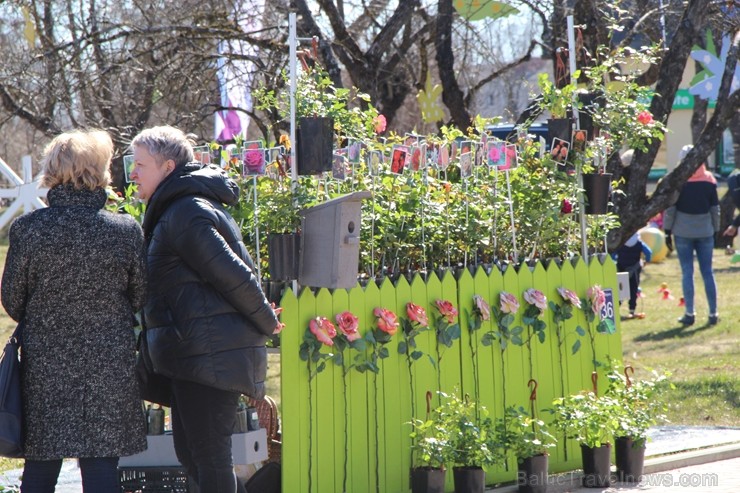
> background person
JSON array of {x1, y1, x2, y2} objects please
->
[
  {"x1": 613, "y1": 231, "x2": 652, "y2": 319},
  {"x1": 1, "y1": 129, "x2": 147, "y2": 492},
  {"x1": 129, "y1": 126, "x2": 280, "y2": 493},
  {"x1": 722, "y1": 170, "x2": 740, "y2": 242},
  {"x1": 663, "y1": 145, "x2": 720, "y2": 326}
]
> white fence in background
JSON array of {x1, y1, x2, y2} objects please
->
[{"x1": 0, "y1": 155, "x2": 47, "y2": 230}]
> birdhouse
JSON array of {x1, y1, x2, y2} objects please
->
[{"x1": 298, "y1": 191, "x2": 371, "y2": 289}]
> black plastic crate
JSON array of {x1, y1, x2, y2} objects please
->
[{"x1": 119, "y1": 466, "x2": 192, "y2": 493}]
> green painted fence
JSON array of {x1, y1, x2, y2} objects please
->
[{"x1": 279, "y1": 255, "x2": 622, "y2": 493}]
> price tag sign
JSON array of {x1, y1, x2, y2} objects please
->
[{"x1": 600, "y1": 288, "x2": 615, "y2": 324}]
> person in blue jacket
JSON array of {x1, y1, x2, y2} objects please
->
[{"x1": 613, "y1": 231, "x2": 652, "y2": 319}]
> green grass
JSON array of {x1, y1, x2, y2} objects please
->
[{"x1": 617, "y1": 246, "x2": 740, "y2": 427}]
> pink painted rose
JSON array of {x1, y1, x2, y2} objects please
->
[
  {"x1": 637, "y1": 111, "x2": 654, "y2": 125},
  {"x1": 500, "y1": 291, "x2": 520, "y2": 314},
  {"x1": 587, "y1": 285, "x2": 606, "y2": 315},
  {"x1": 335, "y1": 311, "x2": 360, "y2": 342},
  {"x1": 557, "y1": 287, "x2": 582, "y2": 309},
  {"x1": 373, "y1": 115, "x2": 387, "y2": 133},
  {"x1": 373, "y1": 307, "x2": 399, "y2": 335},
  {"x1": 309, "y1": 316, "x2": 336, "y2": 346},
  {"x1": 435, "y1": 299, "x2": 458, "y2": 324},
  {"x1": 473, "y1": 295, "x2": 491, "y2": 321},
  {"x1": 406, "y1": 302, "x2": 429, "y2": 327},
  {"x1": 244, "y1": 146, "x2": 264, "y2": 172},
  {"x1": 523, "y1": 288, "x2": 547, "y2": 312},
  {"x1": 488, "y1": 145, "x2": 501, "y2": 163}
]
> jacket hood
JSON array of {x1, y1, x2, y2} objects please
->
[{"x1": 142, "y1": 163, "x2": 240, "y2": 240}]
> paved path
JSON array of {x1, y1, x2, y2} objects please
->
[
  {"x1": 1, "y1": 426, "x2": 738, "y2": 491},
  {"x1": 546, "y1": 456, "x2": 740, "y2": 493}
]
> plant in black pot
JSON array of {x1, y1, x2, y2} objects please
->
[
  {"x1": 494, "y1": 406, "x2": 557, "y2": 493},
  {"x1": 549, "y1": 391, "x2": 621, "y2": 488},
  {"x1": 255, "y1": 175, "x2": 314, "y2": 281},
  {"x1": 604, "y1": 364, "x2": 672, "y2": 483},
  {"x1": 408, "y1": 404, "x2": 450, "y2": 493},
  {"x1": 536, "y1": 73, "x2": 576, "y2": 145},
  {"x1": 435, "y1": 390, "x2": 504, "y2": 493}
]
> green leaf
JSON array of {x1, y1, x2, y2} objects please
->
[
  {"x1": 512, "y1": 334, "x2": 523, "y2": 346},
  {"x1": 333, "y1": 352, "x2": 344, "y2": 366},
  {"x1": 448, "y1": 324, "x2": 461, "y2": 340},
  {"x1": 350, "y1": 339, "x2": 367, "y2": 351},
  {"x1": 576, "y1": 326, "x2": 586, "y2": 336},
  {"x1": 299, "y1": 343, "x2": 309, "y2": 361},
  {"x1": 481, "y1": 332, "x2": 494, "y2": 346},
  {"x1": 379, "y1": 347, "x2": 389, "y2": 359},
  {"x1": 411, "y1": 350, "x2": 423, "y2": 361},
  {"x1": 571, "y1": 339, "x2": 581, "y2": 355},
  {"x1": 398, "y1": 341, "x2": 408, "y2": 355},
  {"x1": 537, "y1": 330, "x2": 546, "y2": 344},
  {"x1": 366, "y1": 331, "x2": 377, "y2": 344}
]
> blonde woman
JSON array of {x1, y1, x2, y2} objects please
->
[{"x1": 1, "y1": 129, "x2": 146, "y2": 492}]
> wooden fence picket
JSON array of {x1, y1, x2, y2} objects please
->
[{"x1": 278, "y1": 258, "x2": 622, "y2": 492}]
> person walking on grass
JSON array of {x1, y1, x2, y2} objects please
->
[
  {"x1": 129, "y1": 126, "x2": 281, "y2": 493},
  {"x1": 613, "y1": 231, "x2": 652, "y2": 319},
  {"x1": 2, "y1": 129, "x2": 147, "y2": 492},
  {"x1": 663, "y1": 145, "x2": 720, "y2": 327}
]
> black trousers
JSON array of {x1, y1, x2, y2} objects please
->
[
  {"x1": 171, "y1": 379, "x2": 243, "y2": 493},
  {"x1": 21, "y1": 457, "x2": 119, "y2": 493}
]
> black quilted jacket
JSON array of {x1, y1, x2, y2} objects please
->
[{"x1": 141, "y1": 163, "x2": 277, "y2": 399}]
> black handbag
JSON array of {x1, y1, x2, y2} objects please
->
[
  {"x1": 0, "y1": 323, "x2": 23, "y2": 457},
  {"x1": 136, "y1": 329, "x2": 172, "y2": 408}
]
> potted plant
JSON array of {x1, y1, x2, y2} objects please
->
[
  {"x1": 537, "y1": 73, "x2": 575, "y2": 145},
  {"x1": 408, "y1": 402, "x2": 449, "y2": 493},
  {"x1": 549, "y1": 391, "x2": 621, "y2": 488},
  {"x1": 495, "y1": 406, "x2": 557, "y2": 493},
  {"x1": 435, "y1": 390, "x2": 503, "y2": 493},
  {"x1": 605, "y1": 365, "x2": 671, "y2": 482}
]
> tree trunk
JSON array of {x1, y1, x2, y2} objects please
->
[{"x1": 435, "y1": 0, "x2": 471, "y2": 130}]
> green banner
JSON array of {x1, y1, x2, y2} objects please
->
[{"x1": 672, "y1": 89, "x2": 716, "y2": 110}]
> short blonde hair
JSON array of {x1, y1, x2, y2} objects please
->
[{"x1": 41, "y1": 129, "x2": 113, "y2": 190}]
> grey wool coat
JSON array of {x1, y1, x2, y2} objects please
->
[{"x1": 1, "y1": 185, "x2": 147, "y2": 460}]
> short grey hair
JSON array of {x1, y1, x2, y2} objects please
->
[{"x1": 130, "y1": 125, "x2": 195, "y2": 167}]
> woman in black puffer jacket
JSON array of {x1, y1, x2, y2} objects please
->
[{"x1": 130, "y1": 126, "x2": 280, "y2": 493}]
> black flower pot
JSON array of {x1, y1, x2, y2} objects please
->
[
  {"x1": 297, "y1": 116, "x2": 334, "y2": 175},
  {"x1": 580, "y1": 443, "x2": 611, "y2": 488},
  {"x1": 410, "y1": 467, "x2": 446, "y2": 493},
  {"x1": 517, "y1": 454, "x2": 548, "y2": 493},
  {"x1": 547, "y1": 117, "x2": 573, "y2": 145},
  {"x1": 267, "y1": 232, "x2": 300, "y2": 281},
  {"x1": 615, "y1": 436, "x2": 646, "y2": 483},
  {"x1": 582, "y1": 173, "x2": 612, "y2": 215},
  {"x1": 453, "y1": 466, "x2": 485, "y2": 493}
]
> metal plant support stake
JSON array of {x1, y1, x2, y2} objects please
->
[
  {"x1": 252, "y1": 175, "x2": 261, "y2": 281},
  {"x1": 566, "y1": 15, "x2": 588, "y2": 259},
  {"x1": 504, "y1": 169, "x2": 518, "y2": 263}
]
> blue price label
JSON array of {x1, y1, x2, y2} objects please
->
[{"x1": 600, "y1": 288, "x2": 615, "y2": 324}]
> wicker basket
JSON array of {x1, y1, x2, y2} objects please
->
[
  {"x1": 119, "y1": 466, "x2": 192, "y2": 493},
  {"x1": 248, "y1": 395, "x2": 282, "y2": 463}
]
